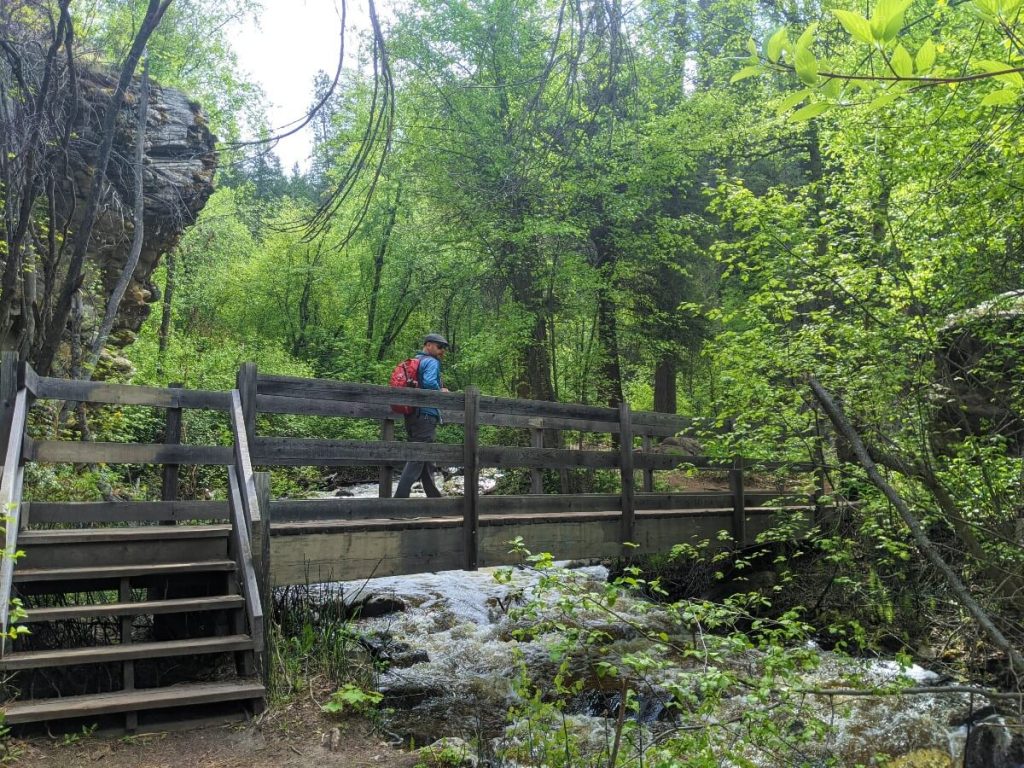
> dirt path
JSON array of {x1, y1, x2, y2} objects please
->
[{"x1": 12, "y1": 700, "x2": 421, "y2": 768}]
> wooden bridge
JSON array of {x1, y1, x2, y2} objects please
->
[{"x1": 0, "y1": 354, "x2": 822, "y2": 733}]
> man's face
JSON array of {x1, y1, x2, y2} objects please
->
[{"x1": 425, "y1": 341, "x2": 448, "y2": 358}]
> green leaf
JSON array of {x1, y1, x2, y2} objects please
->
[
  {"x1": 891, "y1": 44, "x2": 913, "y2": 77},
  {"x1": 867, "y1": 91, "x2": 901, "y2": 111},
  {"x1": 775, "y1": 87, "x2": 812, "y2": 115},
  {"x1": 871, "y1": 0, "x2": 913, "y2": 41},
  {"x1": 833, "y1": 9, "x2": 874, "y2": 44},
  {"x1": 971, "y1": 0, "x2": 999, "y2": 16},
  {"x1": 747, "y1": 37, "x2": 759, "y2": 58},
  {"x1": 789, "y1": 101, "x2": 831, "y2": 121},
  {"x1": 1003, "y1": 0, "x2": 1024, "y2": 15},
  {"x1": 915, "y1": 39, "x2": 936, "y2": 73},
  {"x1": 793, "y1": 26, "x2": 820, "y2": 87},
  {"x1": 975, "y1": 59, "x2": 1024, "y2": 88},
  {"x1": 766, "y1": 27, "x2": 788, "y2": 64},
  {"x1": 822, "y1": 77, "x2": 843, "y2": 99},
  {"x1": 981, "y1": 88, "x2": 1019, "y2": 106},
  {"x1": 731, "y1": 65, "x2": 762, "y2": 83}
]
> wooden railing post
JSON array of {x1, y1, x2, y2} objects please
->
[
  {"x1": 161, "y1": 383, "x2": 182, "y2": 525},
  {"x1": 530, "y1": 425, "x2": 544, "y2": 494},
  {"x1": 379, "y1": 418, "x2": 394, "y2": 498},
  {"x1": 463, "y1": 386, "x2": 480, "y2": 570},
  {"x1": 641, "y1": 433, "x2": 654, "y2": 493},
  {"x1": 619, "y1": 402, "x2": 636, "y2": 551},
  {"x1": 0, "y1": 352, "x2": 17, "y2": 458},
  {"x1": 236, "y1": 363, "x2": 257, "y2": 445},
  {"x1": 253, "y1": 471, "x2": 272, "y2": 690},
  {"x1": 729, "y1": 456, "x2": 746, "y2": 546}
]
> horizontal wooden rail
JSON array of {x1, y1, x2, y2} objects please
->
[
  {"x1": 24, "y1": 500, "x2": 229, "y2": 524},
  {"x1": 252, "y1": 437, "x2": 464, "y2": 466},
  {"x1": 26, "y1": 439, "x2": 233, "y2": 465},
  {"x1": 26, "y1": 372, "x2": 231, "y2": 411}
]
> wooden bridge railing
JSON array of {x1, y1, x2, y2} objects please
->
[{"x1": 0, "y1": 358, "x2": 824, "y2": 587}]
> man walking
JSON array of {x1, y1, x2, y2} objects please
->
[{"x1": 394, "y1": 333, "x2": 449, "y2": 498}]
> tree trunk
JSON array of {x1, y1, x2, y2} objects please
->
[{"x1": 654, "y1": 356, "x2": 677, "y2": 413}]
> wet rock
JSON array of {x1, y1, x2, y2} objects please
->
[
  {"x1": 654, "y1": 435, "x2": 704, "y2": 455},
  {"x1": 353, "y1": 595, "x2": 408, "y2": 619}
]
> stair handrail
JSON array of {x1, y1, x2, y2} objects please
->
[
  {"x1": 228, "y1": 388, "x2": 264, "y2": 651},
  {"x1": 0, "y1": 387, "x2": 29, "y2": 651}
]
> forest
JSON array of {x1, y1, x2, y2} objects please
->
[{"x1": 1, "y1": 0, "x2": 1023, "y2": 764}]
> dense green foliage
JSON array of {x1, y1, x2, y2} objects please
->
[{"x1": 3, "y1": 0, "x2": 1023, "y2": 754}]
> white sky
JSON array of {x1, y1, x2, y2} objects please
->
[{"x1": 232, "y1": 0, "x2": 369, "y2": 172}]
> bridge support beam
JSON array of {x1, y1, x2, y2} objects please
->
[{"x1": 463, "y1": 387, "x2": 480, "y2": 570}]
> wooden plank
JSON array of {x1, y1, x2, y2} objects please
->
[
  {"x1": 162, "y1": 383, "x2": 183, "y2": 503},
  {"x1": 641, "y1": 435, "x2": 654, "y2": 493},
  {"x1": 379, "y1": 419, "x2": 395, "y2": 498},
  {"x1": 478, "y1": 393, "x2": 617, "y2": 423},
  {"x1": 253, "y1": 471, "x2": 272, "y2": 688},
  {"x1": 22, "y1": 595, "x2": 245, "y2": 623},
  {"x1": 0, "y1": 635, "x2": 255, "y2": 670},
  {"x1": 230, "y1": 390, "x2": 262, "y2": 526},
  {"x1": 257, "y1": 374, "x2": 465, "y2": 410},
  {"x1": 28, "y1": 440, "x2": 233, "y2": 466},
  {"x1": 227, "y1": 469, "x2": 264, "y2": 653},
  {"x1": 0, "y1": 388, "x2": 28, "y2": 645},
  {"x1": 729, "y1": 456, "x2": 746, "y2": 545},
  {"x1": 529, "y1": 428, "x2": 544, "y2": 494},
  {"x1": 2, "y1": 681, "x2": 265, "y2": 724},
  {"x1": 253, "y1": 437, "x2": 463, "y2": 466},
  {"x1": 619, "y1": 402, "x2": 635, "y2": 549},
  {"x1": 13, "y1": 560, "x2": 236, "y2": 582},
  {"x1": 463, "y1": 386, "x2": 480, "y2": 570},
  {"x1": 31, "y1": 377, "x2": 231, "y2": 411},
  {"x1": 478, "y1": 445, "x2": 618, "y2": 470},
  {"x1": 269, "y1": 496, "x2": 462, "y2": 522},
  {"x1": 0, "y1": 352, "x2": 17, "y2": 456},
  {"x1": 18, "y1": 525, "x2": 230, "y2": 544},
  {"x1": 256, "y1": 393, "x2": 396, "y2": 420},
  {"x1": 24, "y1": 500, "x2": 229, "y2": 524}
]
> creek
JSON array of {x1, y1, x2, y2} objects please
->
[{"x1": 295, "y1": 478, "x2": 1023, "y2": 767}]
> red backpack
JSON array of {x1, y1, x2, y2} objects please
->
[{"x1": 388, "y1": 356, "x2": 422, "y2": 415}]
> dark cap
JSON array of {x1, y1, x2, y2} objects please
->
[{"x1": 423, "y1": 332, "x2": 449, "y2": 347}]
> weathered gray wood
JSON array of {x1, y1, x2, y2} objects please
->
[
  {"x1": 227, "y1": 468, "x2": 264, "y2": 653},
  {"x1": 641, "y1": 435, "x2": 654, "y2": 493},
  {"x1": 253, "y1": 471, "x2": 272, "y2": 688},
  {"x1": 0, "y1": 635, "x2": 255, "y2": 670},
  {"x1": 161, "y1": 383, "x2": 183, "y2": 505},
  {"x1": 230, "y1": 390, "x2": 261, "y2": 527},
  {"x1": 31, "y1": 377, "x2": 231, "y2": 411},
  {"x1": 257, "y1": 393, "x2": 395, "y2": 420},
  {"x1": 269, "y1": 496, "x2": 462, "y2": 522},
  {"x1": 19, "y1": 525, "x2": 230, "y2": 545},
  {"x1": 479, "y1": 394, "x2": 617, "y2": 423},
  {"x1": 379, "y1": 419, "x2": 395, "y2": 498},
  {"x1": 258, "y1": 374, "x2": 465, "y2": 410},
  {"x1": 253, "y1": 437, "x2": 463, "y2": 466},
  {"x1": 0, "y1": 352, "x2": 17, "y2": 455},
  {"x1": 0, "y1": 388, "x2": 28, "y2": 647},
  {"x1": 530, "y1": 428, "x2": 544, "y2": 494},
  {"x1": 28, "y1": 440, "x2": 233, "y2": 466},
  {"x1": 119, "y1": 575, "x2": 136, "y2": 731},
  {"x1": 619, "y1": 402, "x2": 636, "y2": 549},
  {"x1": 236, "y1": 364, "x2": 258, "y2": 444},
  {"x1": 463, "y1": 387, "x2": 480, "y2": 570},
  {"x1": 13, "y1": 560, "x2": 236, "y2": 582},
  {"x1": 24, "y1": 500, "x2": 229, "y2": 524},
  {"x1": 2, "y1": 680, "x2": 265, "y2": 724},
  {"x1": 729, "y1": 456, "x2": 746, "y2": 545},
  {"x1": 22, "y1": 595, "x2": 245, "y2": 622},
  {"x1": 478, "y1": 444, "x2": 618, "y2": 470}
]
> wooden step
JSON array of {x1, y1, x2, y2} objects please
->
[
  {"x1": 18, "y1": 525, "x2": 231, "y2": 545},
  {"x1": 2, "y1": 680, "x2": 265, "y2": 724},
  {"x1": 21, "y1": 595, "x2": 246, "y2": 623},
  {"x1": 1, "y1": 634, "x2": 255, "y2": 670},
  {"x1": 13, "y1": 560, "x2": 236, "y2": 583}
]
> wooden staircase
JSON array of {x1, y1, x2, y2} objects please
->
[
  {"x1": 1, "y1": 523, "x2": 264, "y2": 732},
  {"x1": 0, "y1": 369, "x2": 268, "y2": 733}
]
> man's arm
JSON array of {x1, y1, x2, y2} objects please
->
[{"x1": 419, "y1": 356, "x2": 442, "y2": 390}]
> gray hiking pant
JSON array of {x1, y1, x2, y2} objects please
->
[{"x1": 395, "y1": 412, "x2": 442, "y2": 498}]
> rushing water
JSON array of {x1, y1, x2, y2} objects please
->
[{"x1": 301, "y1": 475, "x2": 1021, "y2": 766}]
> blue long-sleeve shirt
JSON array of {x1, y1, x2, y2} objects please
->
[{"x1": 416, "y1": 353, "x2": 442, "y2": 419}]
